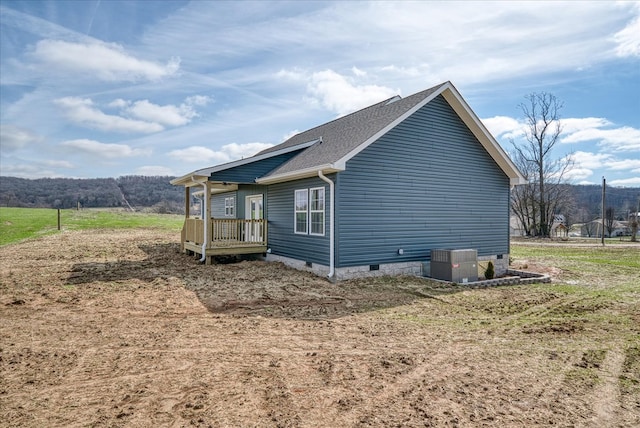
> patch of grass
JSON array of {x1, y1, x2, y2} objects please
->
[
  {"x1": 0, "y1": 207, "x2": 61, "y2": 245},
  {"x1": 0, "y1": 207, "x2": 183, "y2": 246},
  {"x1": 620, "y1": 346, "x2": 640, "y2": 395},
  {"x1": 511, "y1": 244, "x2": 640, "y2": 270}
]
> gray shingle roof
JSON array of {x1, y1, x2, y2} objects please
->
[{"x1": 259, "y1": 82, "x2": 447, "y2": 178}]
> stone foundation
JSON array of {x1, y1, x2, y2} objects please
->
[{"x1": 266, "y1": 254, "x2": 517, "y2": 282}]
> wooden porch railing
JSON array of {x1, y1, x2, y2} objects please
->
[{"x1": 182, "y1": 218, "x2": 267, "y2": 247}]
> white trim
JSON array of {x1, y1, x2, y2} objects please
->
[
  {"x1": 309, "y1": 186, "x2": 325, "y2": 236},
  {"x1": 294, "y1": 189, "x2": 308, "y2": 234},
  {"x1": 245, "y1": 194, "x2": 264, "y2": 243},
  {"x1": 224, "y1": 196, "x2": 235, "y2": 217}
]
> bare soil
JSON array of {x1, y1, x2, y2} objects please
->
[{"x1": 1, "y1": 229, "x2": 638, "y2": 427}]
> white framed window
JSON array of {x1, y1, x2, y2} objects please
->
[
  {"x1": 224, "y1": 196, "x2": 235, "y2": 217},
  {"x1": 309, "y1": 187, "x2": 325, "y2": 236},
  {"x1": 294, "y1": 189, "x2": 308, "y2": 234},
  {"x1": 294, "y1": 187, "x2": 325, "y2": 236}
]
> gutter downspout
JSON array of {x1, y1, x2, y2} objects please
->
[
  {"x1": 192, "y1": 177, "x2": 209, "y2": 263},
  {"x1": 318, "y1": 171, "x2": 335, "y2": 280}
]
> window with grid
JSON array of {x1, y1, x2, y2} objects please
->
[
  {"x1": 309, "y1": 187, "x2": 325, "y2": 236},
  {"x1": 224, "y1": 196, "x2": 235, "y2": 217},
  {"x1": 294, "y1": 189, "x2": 308, "y2": 234}
]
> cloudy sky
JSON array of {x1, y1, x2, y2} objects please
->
[{"x1": 1, "y1": 1, "x2": 639, "y2": 186}]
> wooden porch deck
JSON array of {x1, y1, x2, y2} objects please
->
[{"x1": 180, "y1": 218, "x2": 268, "y2": 260}]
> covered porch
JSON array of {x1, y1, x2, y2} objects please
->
[
  {"x1": 181, "y1": 217, "x2": 268, "y2": 261},
  {"x1": 171, "y1": 169, "x2": 268, "y2": 263}
]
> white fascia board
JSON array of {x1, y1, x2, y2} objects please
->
[
  {"x1": 192, "y1": 184, "x2": 239, "y2": 197},
  {"x1": 170, "y1": 139, "x2": 320, "y2": 187},
  {"x1": 440, "y1": 87, "x2": 527, "y2": 185},
  {"x1": 256, "y1": 164, "x2": 342, "y2": 185},
  {"x1": 332, "y1": 84, "x2": 447, "y2": 170},
  {"x1": 170, "y1": 174, "x2": 209, "y2": 186}
]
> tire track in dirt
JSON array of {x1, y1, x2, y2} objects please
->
[{"x1": 590, "y1": 347, "x2": 625, "y2": 427}]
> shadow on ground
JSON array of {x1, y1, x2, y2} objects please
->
[{"x1": 67, "y1": 243, "x2": 466, "y2": 320}]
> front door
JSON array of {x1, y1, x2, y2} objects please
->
[{"x1": 245, "y1": 195, "x2": 263, "y2": 242}]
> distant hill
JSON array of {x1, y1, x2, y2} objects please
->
[
  {"x1": 568, "y1": 184, "x2": 639, "y2": 222},
  {"x1": 0, "y1": 176, "x2": 638, "y2": 220},
  {"x1": 0, "y1": 176, "x2": 184, "y2": 213}
]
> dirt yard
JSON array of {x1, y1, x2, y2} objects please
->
[{"x1": 1, "y1": 229, "x2": 638, "y2": 427}]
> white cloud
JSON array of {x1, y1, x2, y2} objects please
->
[
  {"x1": 560, "y1": 118, "x2": 612, "y2": 134},
  {"x1": 43, "y1": 159, "x2": 74, "y2": 168},
  {"x1": 0, "y1": 124, "x2": 43, "y2": 152},
  {"x1": 55, "y1": 97, "x2": 164, "y2": 133},
  {"x1": 168, "y1": 146, "x2": 229, "y2": 163},
  {"x1": 572, "y1": 151, "x2": 613, "y2": 169},
  {"x1": 307, "y1": 69, "x2": 398, "y2": 116},
  {"x1": 275, "y1": 68, "x2": 306, "y2": 81},
  {"x1": 565, "y1": 167, "x2": 595, "y2": 181},
  {"x1": 565, "y1": 151, "x2": 640, "y2": 182},
  {"x1": 493, "y1": 115, "x2": 640, "y2": 153},
  {"x1": 561, "y1": 125, "x2": 640, "y2": 152},
  {"x1": 124, "y1": 100, "x2": 194, "y2": 127},
  {"x1": 108, "y1": 99, "x2": 129, "y2": 109},
  {"x1": 609, "y1": 176, "x2": 640, "y2": 187},
  {"x1": 482, "y1": 116, "x2": 523, "y2": 140},
  {"x1": 168, "y1": 142, "x2": 273, "y2": 164},
  {"x1": 135, "y1": 165, "x2": 175, "y2": 176},
  {"x1": 282, "y1": 129, "x2": 301, "y2": 142},
  {"x1": 277, "y1": 68, "x2": 398, "y2": 115},
  {"x1": 30, "y1": 40, "x2": 180, "y2": 82},
  {"x1": 222, "y1": 142, "x2": 274, "y2": 159},
  {"x1": 185, "y1": 95, "x2": 212, "y2": 106},
  {"x1": 379, "y1": 65, "x2": 418, "y2": 77},
  {"x1": 605, "y1": 158, "x2": 640, "y2": 171},
  {"x1": 0, "y1": 162, "x2": 61, "y2": 178},
  {"x1": 61, "y1": 139, "x2": 151, "y2": 158},
  {"x1": 613, "y1": 11, "x2": 640, "y2": 57},
  {"x1": 351, "y1": 66, "x2": 367, "y2": 77},
  {"x1": 115, "y1": 96, "x2": 212, "y2": 127}
]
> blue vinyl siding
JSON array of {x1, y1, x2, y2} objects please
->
[
  {"x1": 335, "y1": 95, "x2": 510, "y2": 267},
  {"x1": 267, "y1": 177, "x2": 330, "y2": 265},
  {"x1": 210, "y1": 151, "x2": 303, "y2": 183},
  {"x1": 211, "y1": 192, "x2": 234, "y2": 218},
  {"x1": 210, "y1": 186, "x2": 267, "y2": 219}
]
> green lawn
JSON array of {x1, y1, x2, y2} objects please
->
[{"x1": 0, "y1": 207, "x2": 184, "y2": 246}]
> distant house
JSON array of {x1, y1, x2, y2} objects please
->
[
  {"x1": 171, "y1": 82, "x2": 526, "y2": 280},
  {"x1": 510, "y1": 215, "x2": 526, "y2": 237},
  {"x1": 580, "y1": 219, "x2": 631, "y2": 238}
]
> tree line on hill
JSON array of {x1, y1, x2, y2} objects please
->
[
  {"x1": 0, "y1": 176, "x2": 637, "y2": 222},
  {"x1": 0, "y1": 176, "x2": 184, "y2": 213}
]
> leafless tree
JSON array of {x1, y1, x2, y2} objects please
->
[
  {"x1": 510, "y1": 92, "x2": 574, "y2": 238},
  {"x1": 605, "y1": 207, "x2": 615, "y2": 237}
]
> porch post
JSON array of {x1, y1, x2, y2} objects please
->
[
  {"x1": 184, "y1": 186, "x2": 190, "y2": 219},
  {"x1": 181, "y1": 186, "x2": 190, "y2": 253}
]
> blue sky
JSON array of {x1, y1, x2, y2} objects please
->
[{"x1": 1, "y1": 1, "x2": 639, "y2": 187}]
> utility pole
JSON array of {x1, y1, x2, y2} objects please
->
[{"x1": 601, "y1": 176, "x2": 606, "y2": 246}]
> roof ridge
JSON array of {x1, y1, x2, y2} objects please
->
[{"x1": 257, "y1": 82, "x2": 448, "y2": 158}]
